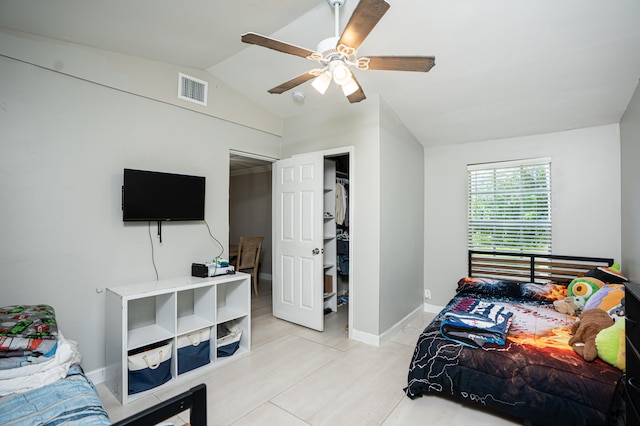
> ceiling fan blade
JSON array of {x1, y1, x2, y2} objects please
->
[
  {"x1": 346, "y1": 74, "x2": 366, "y2": 104},
  {"x1": 267, "y1": 71, "x2": 318, "y2": 94},
  {"x1": 241, "y1": 32, "x2": 316, "y2": 59},
  {"x1": 364, "y1": 56, "x2": 436, "y2": 72},
  {"x1": 338, "y1": 0, "x2": 390, "y2": 51}
]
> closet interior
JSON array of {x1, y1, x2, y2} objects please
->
[{"x1": 324, "y1": 154, "x2": 350, "y2": 318}]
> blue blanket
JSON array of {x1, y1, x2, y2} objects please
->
[
  {"x1": 440, "y1": 297, "x2": 514, "y2": 348},
  {"x1": 0, "y1": 365, "x2": 111, "y2": 425}
]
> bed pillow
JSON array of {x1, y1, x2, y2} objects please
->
[
  {"x1": 457, "y1": 277, "x2": 568, "y2": 303},
  {"x1": 585, "y1": 263, "x2": 628, "y2": 284},
  {"x1": 456, "y1": 277, "x2": 523, "y2": 298},
  {"x1": 520, "y1": 282, "x2": 568, "y2": 302}
]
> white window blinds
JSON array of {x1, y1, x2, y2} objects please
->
[{"x1": 467, "y1": 158, "x2": 551, "y2": 253}]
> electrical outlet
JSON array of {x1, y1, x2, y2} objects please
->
[{"x1": 424, "y1": 289, "x2": 431, "y2": 299}]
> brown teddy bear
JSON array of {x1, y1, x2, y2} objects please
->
[
  {"x1": 568, "y1": 308, "x2": 614, "y2": 361},
  {"x1": 553, "y1": 296, "x2": 585, "y2": 315}
]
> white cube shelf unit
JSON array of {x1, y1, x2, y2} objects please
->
[{"x1": 105, "y1": 273, "x2": 251, "y2": 404}]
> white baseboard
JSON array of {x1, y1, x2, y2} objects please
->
[
  {"x1": 350, "y1": 305, "x2": 425, "y2": 347},
  {"x1": 350, "y1": 328, "x2": 380, "y2": 346},
  {"x1": 423, "y1": 302, "x2": 444, "y2": 314},
  {"x1": 379, "y1": 305, "x2": 424, "y2": 346},
  {"x1": 86, "y1": 366, "x2": 106, "y2": 385}
]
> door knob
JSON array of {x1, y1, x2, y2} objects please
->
[{"x1": 312, "y1": 248, "x2": 323, "y2": 255}]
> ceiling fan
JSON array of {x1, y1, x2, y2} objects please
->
[{"x1": 241, "y1": 0, "x2": 435, "y2": 103}]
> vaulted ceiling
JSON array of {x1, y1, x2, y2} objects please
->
[{"x1": 1, "y1": 0, "x2": 639, "y2": 147}]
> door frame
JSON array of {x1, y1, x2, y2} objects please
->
[{"x1": 230, "y1": 146, "x2": 354, "y2": 338}]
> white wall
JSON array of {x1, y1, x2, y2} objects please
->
[
  {"x1": 379, "y1": 101, "x2": 424, "y2": 332},
  {"x1": 0, "y1": 54, "x2": 281, "y2": 373},
  {"x1": 424, "y1": 124, "x2": 622, "y2": 306},
  {"x1": 620, "y1": 81, "x2": 640, "y2": 281},
  {"x1": 0, "y1": 29, "x2": 282, "y2": 138}
]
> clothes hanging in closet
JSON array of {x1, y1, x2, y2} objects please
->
[
  {"x1": 335, "y1": 181, "x2": 347, "y2": 226},
  {"x1": 337, "y1": 230, "x2": 349, "y2": 276}
]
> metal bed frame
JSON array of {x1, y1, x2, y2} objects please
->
[{"x1": 468, "y1": 250, "x2": 614, "y2": 284}]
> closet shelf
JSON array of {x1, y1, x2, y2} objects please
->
[
  {"x1": 323, "y1": 292, "x2": 336, "y2": 299},
  {"x1": 323, "y1": 158, "x2": 338, "y2": 316}
]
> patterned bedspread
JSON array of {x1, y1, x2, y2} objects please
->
[
  {"x1": 0, "y1": 305, "x2": 58, "y2": 357},
  {"x1": 405, "y1": 278, "x2": 624, "y2": 426}
]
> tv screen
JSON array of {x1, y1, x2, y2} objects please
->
[{"x1": 122, "y1": 169, "x2": 205, "y2": 221}]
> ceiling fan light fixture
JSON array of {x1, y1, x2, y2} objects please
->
[
  {"x1": 331, "y1": 62, "x2": 352, "y2": 86},
  {"x1": 341, "y1": 77, "x2": 359, "y2": 96},
  {"x1": 311, "y1": 71, "x2": 332, "y2": 94}
]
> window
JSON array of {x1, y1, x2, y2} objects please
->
[{"x1": 467, "y1": 158, "x2": 551, "y2": 253}]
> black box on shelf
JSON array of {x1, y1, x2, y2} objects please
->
[{"x1": 191, "y1": 263, "x2": 208, "y2": 278}]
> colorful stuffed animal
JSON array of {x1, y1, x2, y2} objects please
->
[
  {"x1": 583, "y1": 284, "x2": 625, "y2": 320},
  {"x1": 568, "y1": 308, "x2": 614, "y2": 361},
  {"x1": 554, "y1": 277, "x2": 604, "y2": 315},
  {"x1": 596, "y1": 319, "x2": 626, "y2": 371},
  {"x1": 568, "y1": 277, "x2": 604, "y2": 300}
]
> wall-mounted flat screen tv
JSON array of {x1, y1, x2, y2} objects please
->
[{"x1": 122, "y1": 168, "x2": 205, "y2": 221}]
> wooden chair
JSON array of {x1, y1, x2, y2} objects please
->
[{"x1": 234, "y1": 236, "x2": 264, "y2": 295}]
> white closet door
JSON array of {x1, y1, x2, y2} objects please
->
[{"x1": 272, "y1": 153, "x2": 324, "y2": 331}]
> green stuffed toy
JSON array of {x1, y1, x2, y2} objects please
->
[
  {"x1": 568, "y1": 277, "x2": 604, "y2": 299},
  {"x1": 596, "y1": 318, "x2": 626, "y2": 371}
]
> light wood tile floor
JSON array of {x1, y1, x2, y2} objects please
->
[{"x1": 97, "y1": 281, "x2": 521, "y2": 426}]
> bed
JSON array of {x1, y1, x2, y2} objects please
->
[
  {"x1": 405, "y1": 251, "x2": 626, "y2": 426},
  {"x1": 0, "y1": 304, "x2": 207, "y2": 425},
  {"x1": 0, "y1": 304, "x2": 111, "y2": 425}
]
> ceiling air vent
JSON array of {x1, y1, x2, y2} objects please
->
[{"x1": 178, "y1": 73, "x2": 208, "y2": 106}]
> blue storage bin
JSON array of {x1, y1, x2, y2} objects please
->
[
  {"x1": 177, "y1": 328, "x2": 211, "y2": 375},
  {"x1": 127, "y1": 341, "x2": 172, "y2": 395}
]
